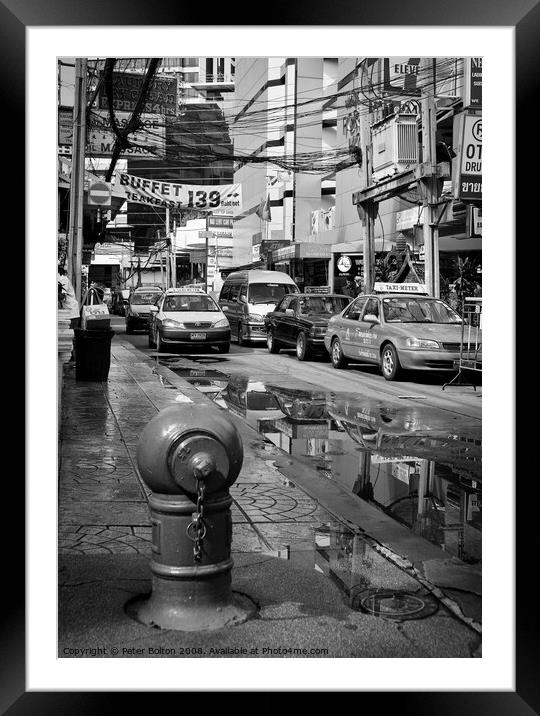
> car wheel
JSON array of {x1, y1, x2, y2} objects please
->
[
  {"x1": 156, "y1": 330, "x2": 164, "y2": 353},
  {"x1": 331, "y1": 338, "x2": 348, "y2": 369},
  {"x1": 381, "y1": 343, "x2": 402, "y2": 381},
  {"x1": 267, "y1": 329, "x2": 281, "y2": 354},
  {"x1": 217, "y1": 343, "x2": 230, "y2": 354},
  {"x1": 296, "y1": 332, "x2": 311, "y2": 361}
]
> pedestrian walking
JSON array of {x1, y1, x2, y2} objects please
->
[{"x1": 342, "y1": 278, "x2": 357, "y2": 298}]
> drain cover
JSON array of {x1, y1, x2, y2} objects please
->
[{"x1": 351, "y1": 588, "x2": 438, "y2": 620}]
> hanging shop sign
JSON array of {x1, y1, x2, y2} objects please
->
[
  {"x1": 396, "y1": 206, "x2": 422, "y2": 231},
  {"x1": 87, "y1": 112, "x2": 166, "y2": 159},
  {"x1": 115, "y1": 172, "x2": 243, "y2": 212},
  {"x1": 465, "y1": 58, "x2": 482, "y2": 108},
  {"x1": 97, "y1": 72, "x2": 178, "y2": 116},
  {"x1": 453, "y1": 112, "x2": 482, "y2": 202},
  {"x1": 58, "y1": 106, "x2": 73, "y2": 146},
  {"x1": 305, "y1": 286, "x2": 332, "y2": 294},
  {"x1": 383, "y1": 57, "x2": 422, "y2": 96},
  {"x1": 334, "y1": 253, "x2": 362, "y2": 279},
  {"x1": 467, "y1": 206, "x2": 482, "y2": 237},
  {"x1": 273, "y1": 243, "x2": 332, "y2": 262}
]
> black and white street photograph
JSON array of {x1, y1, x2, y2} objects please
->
[
  {"x1": 16, "y1": 14, "x2": 524, "y2": 706},
  {"x1": 57, "y1": 51, "x2": 487, "y2": 656}
]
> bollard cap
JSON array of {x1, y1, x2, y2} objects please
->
[
  {"x1": 169, "y1": 434, "x2": 230, "y2": 493},
  {"x1": 136, "y1": 404, "x2": 243, "y2": 495}
]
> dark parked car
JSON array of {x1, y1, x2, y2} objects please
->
[{"x1": 264, "y1": 293, "x2": 351, "y2": 361}]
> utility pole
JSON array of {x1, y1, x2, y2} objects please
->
[
  {"x1": 357, "y1": 110, "x2": 377, "y2": 293},
  {"x1": 67, "y1": 57, "x2": 87, "y2": 303},
  {"x1": 205, "y1": 214, "x2": 210, "y2": 293},
  {"x1": 420, "y1": 90, "x2": 440, "y2": 297},
  {"x1": 171, "y1": 214, "x2": 177, "y2": 289}
]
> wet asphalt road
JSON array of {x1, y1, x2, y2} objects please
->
[{"x1": 114, "y1": 316, "x2": 482, "y2": 421}]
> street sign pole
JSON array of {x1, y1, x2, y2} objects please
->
[
  {"x1": 67, "y1": 58, "x2": 87, "y2": 303},
  {"x1": 205, "y1": 214, "x2": 209, "y2": 293},
  {"x1": 421, "y1": 90, "x2": 440, "y2": 298},
  {"x1": 198, "y1": 222, "x2": 214, "y2": 293}
]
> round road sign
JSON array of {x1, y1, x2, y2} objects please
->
[{"x1": 88, "y1": 181, "x2": 111, "y2": 206}]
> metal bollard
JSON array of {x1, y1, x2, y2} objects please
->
[{"x1": 126, "y1": 404, "x2": 256, "y2": 631}]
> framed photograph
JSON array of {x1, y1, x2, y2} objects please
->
[{"x1": 8, "y1": 0, "x2": 530, "y2": 710}]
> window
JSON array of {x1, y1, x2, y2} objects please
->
[
  {"x1": 239, "y1": 285, "x2": 247, "y2": 301},
  {"x1": 276, "y1": 296, "x2": 292, "y2": 312},
  {"x1": 299, "y1": 296, "x2": 349, "y2": 315},
  {"x1": 131, "y1": 292, "x2": 161, "y2": 305},
  {"x1": 362, "y1": 298, "x2": 379, "y2": 320},
  {"x1": 248, "y1": 283, "x2": 298, "y2": 305},
  {"x1": 163, "y1": 294, "x2": 220, "y2": 312},
  {"x1": 343, "y1": 297, "x2": 367, "y2": 321},
  {"x1": 382, "y1": 297, "x2": 462, "y2": 324},
  {"x1": 288, "y1": 298, "x2": 299, "y2": 313}
]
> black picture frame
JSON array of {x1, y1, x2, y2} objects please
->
[{"x1": 8, "y1": 0, "x2": 531, "y2": 711}]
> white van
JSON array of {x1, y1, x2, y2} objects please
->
[{"x1": 219, "y1": 270, "x2": 299, "y2": 345}]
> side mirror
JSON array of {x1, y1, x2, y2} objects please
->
[{"x1": 364, "y1": 314, "x2": 379, "y2": 323}]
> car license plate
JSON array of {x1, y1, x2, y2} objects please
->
[{"x1": 190, "y1": 332, "x2": 206, "y2": 340}]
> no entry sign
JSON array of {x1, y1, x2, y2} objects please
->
[{"x1": 88, "y1": 180, "x2": 112, "y2": 207}]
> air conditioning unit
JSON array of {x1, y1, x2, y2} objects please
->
[{"x1": 371, "y1": 113, "x2": 419, "y2": 183}]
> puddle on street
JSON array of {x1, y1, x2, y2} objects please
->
[
  {"x1": 282, "y1": 522, "x2": 437, "y2": 619},
  {"x1": 158, "y1": 358, "x2": 482, "y2": 566}
]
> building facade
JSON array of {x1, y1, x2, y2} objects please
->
[{"x1": 230, "y1": 56, "x2": 482, "y2": 300}]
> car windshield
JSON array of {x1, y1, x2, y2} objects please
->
[
  {"x1": 131, "y1": 293, "x2": 161, "y2": 305},
  {"x1": 298, "y1": 296, "x2": 350, "y2": 315},
  {"x1": 163, "y1": 295, "x2": 220, "y2": 312},
  {"x1": 246, "y1": 392, "x2": 281, "y2": 410},
  {"x1": 248, "y1": 283, "x2": 297, "y2": 305},
  {"x1": 382, "y1": 297, "x2": 462, "y2": 324}
]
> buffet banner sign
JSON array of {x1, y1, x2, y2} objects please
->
[{"x1": 115, "y1": 172, "x2": 242, "y2": 212}]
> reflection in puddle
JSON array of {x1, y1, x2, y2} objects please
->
[
  {"x1": 285, "y1": 524, "x2": 435, "y2": 619},
  {"x1": 160, "y1": 360, "x2": 482, "y2": 565}
]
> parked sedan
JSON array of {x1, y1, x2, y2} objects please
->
[
  {"x1": 264, "y1": 294, "x2": 351, "y2": 360},
  {"x1": 148, "y1": 287, "x2": 231, "y2": 353},
  {"x1": 324, "y1": 283, "x2": 481, "y2": 380}
]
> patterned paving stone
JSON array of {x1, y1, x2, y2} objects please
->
[
  {"x1": 58, "y1": 525, "x2": 152, "y2": 555},
  {"x1": 231, "y1": 482, "x2": 325, "y2": 523}
]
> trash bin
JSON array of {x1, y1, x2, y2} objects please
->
[{"x1": 74, "y1": 328, "x2": 115, "y2": 382}]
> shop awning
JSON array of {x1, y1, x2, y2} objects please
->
[{"x1": 272, "y1": 242, "x2": 332, "y2": 262}]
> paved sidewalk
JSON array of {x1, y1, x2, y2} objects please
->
[{"x1": 58, "y1": 334, "x2": 481, "y2": 658}]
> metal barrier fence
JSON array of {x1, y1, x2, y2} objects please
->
[{"x1": 442, "y1": 297, "x2": 482, "y2": 391}]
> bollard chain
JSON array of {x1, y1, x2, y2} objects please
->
[{"x1": 186, "y1": 477, "x2": 207, "y2": 562}]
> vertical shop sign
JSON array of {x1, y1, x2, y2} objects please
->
[
  {"x1": 454, "y1": 112, "x2": 482, "y2": 202},
  {"x1": 465, "y1": 58, "x2": 482, "y2": 108}
]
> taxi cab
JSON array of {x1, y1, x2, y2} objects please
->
[
  {"x1": 148, "y1": 286, "x2": 231, "y2": 353},
  {"x1": 324, "y1": 282, "x2": 481, "y2": 381}
]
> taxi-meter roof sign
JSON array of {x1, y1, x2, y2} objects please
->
[{"x1": 373, "y1": 282, "x2": 428, "y2": 295}]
